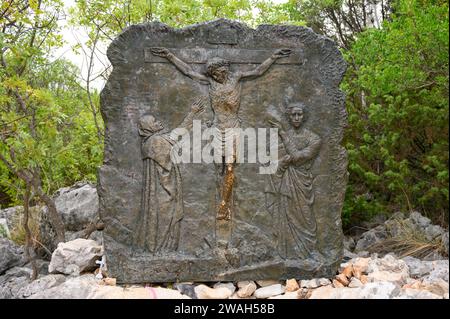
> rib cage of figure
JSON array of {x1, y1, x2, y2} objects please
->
[{"x1": 133, "y1": 47, "x2": 323, "y2": 262}]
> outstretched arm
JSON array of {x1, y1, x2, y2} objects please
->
[
  {"x1": 169, "y1": 98, "x2": 206, "y2": 142},
  {"x1": 238, "y1": 49, "x2": 291, "y2": 80},
  {"x1": 151, "y1": 47, "x2": 209, "y2": 84},
  {"x1": 177, "y1": 98, "x2": 206, "y2": 130}
]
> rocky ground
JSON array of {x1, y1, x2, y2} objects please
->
[{"x1": 0, "y1": 182, "x2": 448, "y2": 299}]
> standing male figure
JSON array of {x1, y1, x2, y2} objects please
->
[
  {"x1": 134, "y1": 99, "x2": 205, "y2": 254},
  {"x1": 150, "y1": 47, "x2": 291, "y2": 222}
]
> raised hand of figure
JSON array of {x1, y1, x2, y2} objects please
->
[
  {"x1": 272, "y1": 48, "x2": 292, "y2": 59},
  {"x1": 280, "y1": 154, "x2": 292, "y2": 167},
  {"x1": 191, "y1": 97, "x2": 207, "y2": 114},
  {"x1": 268, "y1": 119, "x2": 285, "y2": 134},
  {"x1": 150, "y1": 47, "x2": 171, "y2": 58}
]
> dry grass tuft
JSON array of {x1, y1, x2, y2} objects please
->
[
  {"x1": 367, "y1": 216, "x2": 445, "y2": 258},
  {"x1": 368, "y1": 238, "x2": 441, "y2": 259}
]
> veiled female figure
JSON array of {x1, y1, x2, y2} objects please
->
[
  {"x1": 133, "y1": 100, "x2": 204, "y2": 254},
  {"x1": 268, "y1": 103, "x2": 321, "y2": 260}
]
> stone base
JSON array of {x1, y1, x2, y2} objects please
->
[{"x1": 107, "y1": 246, "x2": 340, "y2": 283}]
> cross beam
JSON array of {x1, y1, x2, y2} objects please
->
[{"x1": 144, "y1": 48, "x2": 304, "y2": 65}]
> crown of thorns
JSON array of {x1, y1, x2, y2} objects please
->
[{"x1": 206, "y1": 58, "x2": 230, "y2": 75}]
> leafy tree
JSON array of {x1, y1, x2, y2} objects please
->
[
  {"x1": 278, "y1": 0, "x2": 393, "y2": 49},
  {"x1": 342, "y1": 0, "x2": 449, "y2": 226},
  {"x1": 0, "y1": 0, "x2": 67, "y2": 243},
  {"x1": 0, "y1": 0, "x2": 103, "y2": 251}
]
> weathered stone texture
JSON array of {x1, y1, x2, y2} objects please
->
[{"x1": 99, "y1": 19, "x2": 347, "y2": 283}]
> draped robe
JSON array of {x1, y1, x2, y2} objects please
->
[
  {"x1": 133, "y1": 132, "x2": 183, "y2": 254},
  {"x1": 266, "y1": 128, "x2": 321, "y2": 259}
]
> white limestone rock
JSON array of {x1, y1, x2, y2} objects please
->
[{"x1": 48, "y1": 238, "x2": 103, "y2": 275}]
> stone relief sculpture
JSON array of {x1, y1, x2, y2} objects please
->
[
  {"x1": 267, "y1": 102, "x2": 322, "y2": 260},
  {"x1": 100, "y1": 20, "x2": 348, "y2": 283},
  {"x1": 133, "y1": 99, "x2": 205, "y2": 254},
  {"x1": 150, "y1": 47, "x2": 292, "y2": 222}
]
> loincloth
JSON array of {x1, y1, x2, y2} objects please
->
[{"x1": 211, "y1": 118, "x2": 241, "y2": 163}]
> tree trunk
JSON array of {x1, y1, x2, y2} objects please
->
[
  {"x1": 23, "y1": 185, "x2": 38, "y2": 280},
  {"x1": 36, "y1": 189, "x2": 65, "y2": 244}
]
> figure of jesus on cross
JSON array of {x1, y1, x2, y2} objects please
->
[{"x1": 151, "y1": 47, "x2": 291, "y2": 223}]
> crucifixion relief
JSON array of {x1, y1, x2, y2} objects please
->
[
  {"x1": 99, "y1": 21, "x2": 348, "y2": 283},
  {"x1": 150, "y1": 46, "x2": 292, "y2": 244}
]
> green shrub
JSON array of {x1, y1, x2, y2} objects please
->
[{"x1": 342, "y1": 0, "x2": 449, "y2": 227}]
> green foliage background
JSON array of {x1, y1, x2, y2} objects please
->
[
  {"x1": 342, "y1": 1, "x2": 449, "y2": 226},
  {"x1": 1, "y1": 0, "x2": 448, "y2": 228}
]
